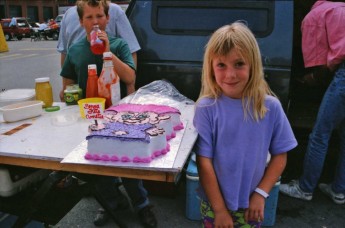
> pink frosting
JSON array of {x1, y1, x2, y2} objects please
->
[
  {"x1": 85, "y1": 143, "x2": 171, "y2": 163},
  {"x1": 174, "y1": 123, "x2": 184, "y2": 131}
]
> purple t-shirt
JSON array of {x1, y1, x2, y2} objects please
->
[{"x1": 193, "y1": 94, "x2": 297, "y2": 211}]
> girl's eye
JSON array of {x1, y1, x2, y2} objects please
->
[
  {"x1": 235, "y1": 61, "x2": 246, "y2": 68},
  {"x1": 217, "y1": 63, "x2": 225, "y2": 68}
]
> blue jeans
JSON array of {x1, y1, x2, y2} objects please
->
[
  {"x1": 299, "y1": 63, "x2": 345, "y2": 194},
  {"x1": 94, "y1": 176, "x2": 149, "y2": 211}
]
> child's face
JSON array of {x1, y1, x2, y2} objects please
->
[
  {"x1": 212, "y1": 49, "x2": 250, "y2": 99},
  {"x1": 80, "y1": 4, "x2": 109, "y2": 34}
]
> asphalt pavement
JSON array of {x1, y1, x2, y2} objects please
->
[{"x1": 2, "y1": 39, "x2": 345, "y2": 228}]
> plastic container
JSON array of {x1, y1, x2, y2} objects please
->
[
  {"x1": 262, "y1": 180, "x2": 281, "y2": 227},
  {"x1": 90, "y1": 25, "x2": 105, "y2": 55},
  {"x1": 0, "y1": 89, "x2": 35, "y2": 107},
  {"x1": 35, "y1": 77, "x2": 53, "y2": 108},
  {"x1": 0, "y1": 166, "x2": 50, "y2": 197},
  {"x1": 64, "y1": 84, "x2": 82, "y2": 105},
  {"x1": 0, "y1": 100, "x2": 43, "y2": 122},
  {"x1": 78, "y1": 97, "x2": 105, "y2": 119},
  {"x1": 86, "y1": 64, "x2": 99, "y2": 98},
  {"x1": 98, "y1": 52, "x2": 121, "y2": 108},
  {"x1": 186, "y1": 155, "x2": 202, "y2": 220}
]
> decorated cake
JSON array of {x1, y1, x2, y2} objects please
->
[{"x1": 85, "y1": 103, "x2": 184, "y2": 163}]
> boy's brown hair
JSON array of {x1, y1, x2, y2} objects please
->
[{"x1": 76, "y1": 0, "x2": 109, "y2": 19}]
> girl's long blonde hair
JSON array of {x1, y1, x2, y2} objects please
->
[{"x1": 199, "y1": 22, "x2": 276, "y2": 121}]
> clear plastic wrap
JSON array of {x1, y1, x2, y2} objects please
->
[{"x1": 121, "y1": 80, "x2": 195, "y2": 109}]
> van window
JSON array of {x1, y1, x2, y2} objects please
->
[{"x1": 152, "y1": 1, "x2": 274, "y2": 37}]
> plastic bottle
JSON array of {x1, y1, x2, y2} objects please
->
[
  {"x1": 86, "y1": 64, "x2": 99, "y2": 98},
  {"x1": 35, "y1": 77, "x2": 53, "y2": 108},
  {"x1": 98, "y1": 52, "x2": 121, "y2": 108},
  {"x1": 90, "y1": 25, "x2": 105, "y2": 55}
]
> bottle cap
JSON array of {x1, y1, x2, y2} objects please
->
[
  {"x1": 88, "y1": 64, "x2": 97, "y2": 70},
  {"x1": 35, "y1": 77, "x2": 50, "y2": 83},
  {"x1": 103, "y1": 52, "x2": 112, "y2": 59}
]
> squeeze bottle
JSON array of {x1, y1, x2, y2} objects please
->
[
  {"x1": 98, "y1": 52, "x2": 121, "y2": 108},
  {"x1": 86, "y1": 64, "x2": 99, "y2": 98}
]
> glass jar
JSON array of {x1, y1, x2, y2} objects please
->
[{"x1": 35, "y1": 77, "x2": 53, "y2": 108}]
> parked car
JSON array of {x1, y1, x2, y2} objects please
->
[
  {"x1": 0, "y1": 17, "x2": 31, "y2": 41},
  {"x1": 55, "y1": 14, "x2": 64, "y2": 26}
]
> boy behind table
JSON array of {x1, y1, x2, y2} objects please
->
[
  {"x1": 60, "y1": 0, "x2": 135, "y2": 99},
  {"x1": 59, "y1": 1, "x2": 157, "y2": 227}
]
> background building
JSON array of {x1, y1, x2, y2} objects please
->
[{"x1": 0, "y1": 0, "x2": 129, "y2": 23}]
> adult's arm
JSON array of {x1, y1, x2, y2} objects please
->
[{"x1": 60, "y1": 77, "x2": 75, "y2": 101}]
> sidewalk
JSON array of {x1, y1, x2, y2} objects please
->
[{"x1": 54, "y1": 175, "x2": 345, "y2": 228}]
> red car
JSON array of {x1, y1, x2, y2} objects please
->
[{"x1": 0, "y1": 17, "x2": 31, "y2": 41}]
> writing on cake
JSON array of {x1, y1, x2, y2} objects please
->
[{"x1": 85, "y1": 103, "x2": 184, "y2": 163}]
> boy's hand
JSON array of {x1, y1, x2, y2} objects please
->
[{"x1": 97, "y1": 30, "x2": 110, "y2": 52}]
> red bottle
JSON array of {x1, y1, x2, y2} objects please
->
[
  {"x1": 90, "y1": 25, "x2": 105, "y2": 55},
  {"x1": 86, "y1": 64, "x2": 99, "y2": 98}
]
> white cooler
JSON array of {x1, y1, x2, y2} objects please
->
[{"x1": 0, "y1": 166, "x2": 50, "y2": 197}]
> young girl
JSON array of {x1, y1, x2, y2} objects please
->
[{"x1": 193, "y1": 22, "x2": 297, "y2": 227}]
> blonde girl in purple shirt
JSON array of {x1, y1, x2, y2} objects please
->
[{"x1": 193, "y1": 22, "x2": 297, "y2": 227}]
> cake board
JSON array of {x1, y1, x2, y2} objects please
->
[{"x1": 61, "y1": 119, "x2": 188, "y2": 172}]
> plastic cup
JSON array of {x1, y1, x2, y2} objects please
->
[{"x1": 77, "y1": 98, "x2": 105, "y2": 119}]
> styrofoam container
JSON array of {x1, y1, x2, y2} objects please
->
[
  {"x1": 0, "y1": 89, "x2": 35, "y2": 107},
  {"x1": 0, "y1": 166, "x2": 50, "y2": 197},
  {"x1": 0, "y1": 100, "x2": 43, "y2": 122}
]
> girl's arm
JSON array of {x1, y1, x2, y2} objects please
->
[
  {"x1": 197, "y1": 155, "x2": 234, "y2": 227},
  {"x1": 245, "y1": 152, "x2": 287, "y2": 222}
]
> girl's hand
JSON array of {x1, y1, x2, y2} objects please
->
[
  {"x1": 97, "y1": 30, "x2": 110, "y2": 52},
  {"x1": 214, "y1": 210, "x2": 234, "y2": 228},
  {"x1": 245, "y1": 193, "x2": 265, "y2": 224}
]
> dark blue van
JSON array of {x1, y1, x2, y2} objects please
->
[{"x1": 127, "y1": 0, "x2": 320, "y2": 128}]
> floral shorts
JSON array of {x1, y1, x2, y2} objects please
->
[{"x1": 200, "y1": 200, "x2": 261, "y2": 228}]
